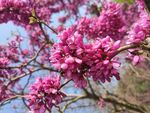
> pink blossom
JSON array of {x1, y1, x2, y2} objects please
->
[
  {"x1": 97, "y1": 98, "x2": 106, "y2": 108},
  {"x1": 127, "y1": 3, "x2": 150, "y2": 44},
  {"x1": 77, "y1": 2, "x2": 127, "y2": 40},
  {"x1": 132, "y1": 55, "x2": 140, "y2": 65},
  {"x1": 50, "y1": 24, "x2": 121, "y2": 87},
  {"x1": 27, "y1": 76, "x2": 65, "y2": 113}
]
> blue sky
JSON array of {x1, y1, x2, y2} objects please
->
[{"x1": 0, "y1": 22, "x2": 26, "y2": 44}]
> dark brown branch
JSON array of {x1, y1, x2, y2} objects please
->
[
  {"x1": 83, "y1": 88, "x2": 147, "y2": 113},
  {"x1": 40, "y1": 21, "x2": 58, "y2": 35}
]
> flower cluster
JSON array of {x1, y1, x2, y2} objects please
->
[
  {"x1": 0, "y1": 57, "x2": 9, "y2": 66},
  {"x1": 93, "y1": 2, "x2": 126, "y2": 40},
  {"x1": 0, "y1": 0, "x2": 30, "y2": 26},
  {"x1": 76, "y1": 2, "x2": 126, "y2": 40},
  {"x1": 127, "y1": 52, "x2": 144, "y2": 65},
  {"x1": 27, "y1": 76, "x2": 65, "y2": 113},
  {"x1": 0, "y1": 0, "x2": 88, "y2": 47},
  {"x1": 0, "y1": 38, "x2": 20, "y2": 79},
  {"x1": 50, "y1": 23, "x2": 121, "y2": 87},
  {"x1": 0, "y1": 0, "x2": 88, "y2": 26},
  {"x1": 0, "y1": 80, "x2": 13, "y2": 102},
  {"x1": 0, "y1": 38, "x2": 23, "y2": 102},
  {"x1": 124, "y1": 0, "x2": 150, "y2": 65},
  {"x1": 127, "y1": 10, "x2": 150, "y2": 44},
  {"x1": 76, "y1": 1, "x2": 148, "y2": 42},
  {"x1": 122, "y1": 3, "x2": 140, "y2": 27},
  {"x1": 126, "y1": 0, "x2": 150, "y2": 44},
  {"x1": 88, "y1": 37, "x2": 121, "y2": 82}
]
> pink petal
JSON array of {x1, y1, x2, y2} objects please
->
[
  {"x1": 65, "y1": 57, "x2": 75, "y2": 64},
  {"x1": 132, "y1": 55, "x2": 139, "y2": 65},
  {"x1": 75, "y1": 58, "x2": 82, "y2": 64},
  {"x1": 103, "y1": 60, "x2": 109, "y2": 65},
  {"x1": 112, "y1": 62, "x2": 121, "y2": 68},
  {"x1": 112, "y1": 40, "x2": 121, "y2": 50},
  {"x1": 61, "y1": 63, "x2": 68, "y2": 70}
]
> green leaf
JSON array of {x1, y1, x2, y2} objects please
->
[
  {"x1": 114, "y1": 0, "x2": 135, "y2": 4},
  {"x1": 29, "y1": 9, "x2": 38, "y2": 24},
  {"x1": 31, "y1": 9, "x2": 36, "y2": 17},
  {"x1": 29, "y1": 17, "x2": 37, "y2": 24}
]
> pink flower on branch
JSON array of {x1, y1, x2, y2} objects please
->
[
  {"x1": 50, "y1": 22, "x2": 121, "y2": 87},
  {"x1": 27, "y1": 76, "x2": 65, "y2": 113}
]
